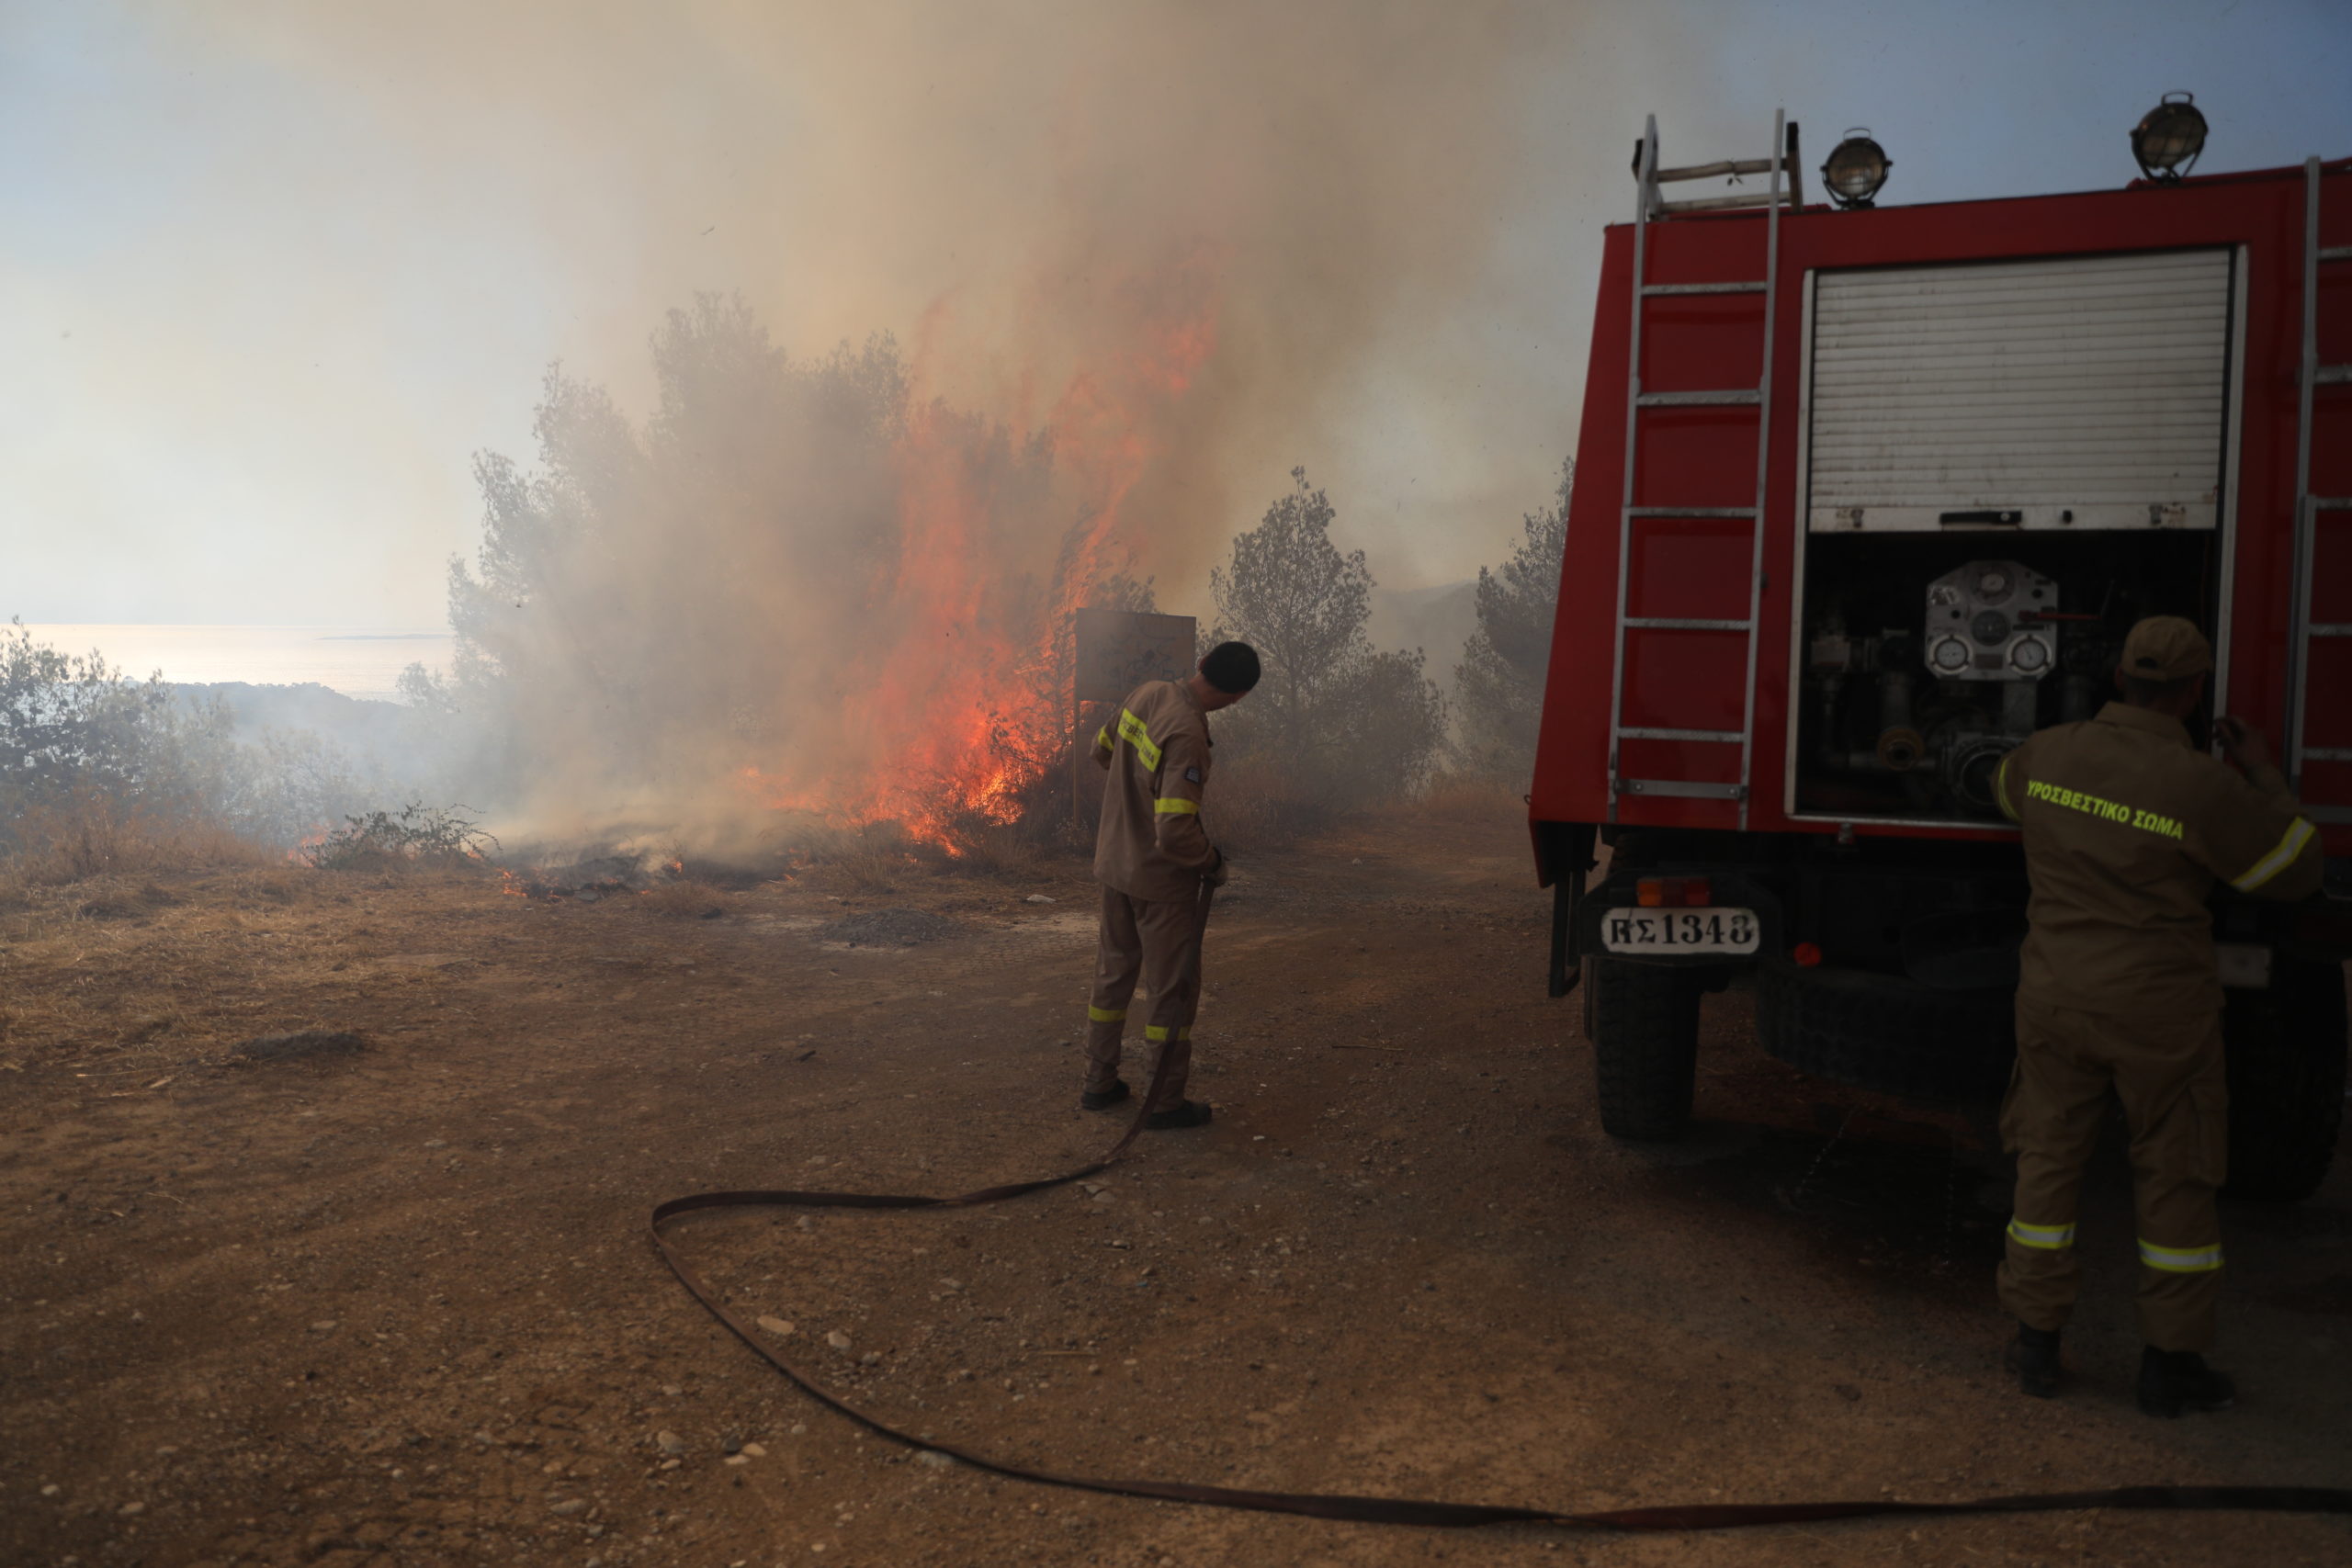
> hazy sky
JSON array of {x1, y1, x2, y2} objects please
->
[{"x1": 5, "y1": 0, "x2": 2349, "y2": 626}]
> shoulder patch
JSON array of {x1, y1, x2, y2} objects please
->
[{"x1": 1183, "y1": 766, "x2": 1203, "y2": 784}]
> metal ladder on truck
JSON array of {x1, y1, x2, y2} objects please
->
[
  {"x1": 1605, "y1": 112, "x2": 1802, "y2": 830},
  {"x1": 2289, "y1": 154, "x2": 2352, "y2": 824}
]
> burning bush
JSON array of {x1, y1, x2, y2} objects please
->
[
  {"x1": 411, "y1": 296, "x2": 1499, "y2": 863},
  {"x1": 415, "y1": 293, "x2": 1184, "y2": 857}
]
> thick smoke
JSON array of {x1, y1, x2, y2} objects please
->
[{"x1": 231, "y1": 3, "x2": 1566, "y2": 849}]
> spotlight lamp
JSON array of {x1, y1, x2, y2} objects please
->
[
  {"x1": 1821, "y1": 130, "x2": 1891, "y2": 209},
  {"x1": 2132, "y1": 92, "x2": 2207, "y2": 182}
]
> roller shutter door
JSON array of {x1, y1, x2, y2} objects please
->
[{"x1": 1807, "y1": 248, "x2": 2233, "y2": 532}]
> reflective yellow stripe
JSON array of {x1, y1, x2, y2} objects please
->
[
  {"x1": 2230, "y1": 817, "x2": 2314, "y2": 893},
  {"x1": 1154, "y1": 797, "x2": 1199, "y2": 815},
  {"x1": 2139, "y1": 1237, "x2": 2223, "y2": 1273},
  {"x1": 1116, "y1": 708, "x2": 1161, "y2": 770},
  {"x1": 1995, "y1": 755, "x2": 2020, "y2": 823},
  {"x1": 1087, "y1": 1006, "x2": 1125, "y2": 1024},
  {"x1": 2006, "y1": 1217, "x2": 2076, "y2": 1251},
  {"x1": 1143, "y1": 1024, "x2": 1192, "y2": 1043},
  {"x1": 1093, "y1": 727, "x2": 1112, "y2": 752}
]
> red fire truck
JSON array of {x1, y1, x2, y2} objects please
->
[{"x1": 1529, "y1": 107, "x2": 2351, "y2": 1200}]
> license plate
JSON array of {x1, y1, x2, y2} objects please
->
[{"x1": 1601, "y1": 908, "x2": 1759, "y2": 955}]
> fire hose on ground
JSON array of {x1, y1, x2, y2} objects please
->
[{"x1": 649, "y1": 886, "x2": 2350, "y2": 1536}]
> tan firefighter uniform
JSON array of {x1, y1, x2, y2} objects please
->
[
  {"x1": 1085, "y1": 678, "x2": 1221, "y2": 1111},
  {"x1": 1993, "y1": 618, "x2": 2323, "y2": 1351}
]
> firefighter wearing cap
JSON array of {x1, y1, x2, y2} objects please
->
[
  {"x1": 1078, "y1": 641, "x2": 1260, "y2": 1129},
  {"x1": 1993, "y1": 615, "x2": 2323, "y2": 1416}
]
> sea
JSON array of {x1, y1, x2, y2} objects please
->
[{"x1": 17, "y1": 625, "x2": 454, "y2": 703}]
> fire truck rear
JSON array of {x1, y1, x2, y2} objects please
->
[{"x1": 1528, "y1": 109, "x2": 2352, "y2": 1200}]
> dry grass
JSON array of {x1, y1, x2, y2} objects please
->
[
  {"x1": 1408, "y1": 773, "x2": 1531, "y2": 824},
  {"x1": 761, "y1": 819, "x2": 916, "y2": 894},
  {"x1": 636, "y1": 878, "x2": 729, "y2": 918},
  {"x1": 1197, "y1": 755, "x2": 1334, "y2": 852},
  {"x1": 767, "y1": 815, "x2": 1058, "y2": 895},
  {"x1": 0, "y1": 863, "x2": 315, "y2": 943},
  {"x1": 809, "y1": 847, "x2": 918, "y2": 897},
  {"x1": 944, "y1": 823, "x2": 1045, "y2": 879},
  {"x1": 0, "y1": 858, "x2": 358, "y2": 1071},
  {"x1": 5, "y1": 791, "x2": 275, "y2": 886}
]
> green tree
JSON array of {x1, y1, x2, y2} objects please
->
[
  {"x1": 0, "y1": 622, "x2": 184, "y2": 823},
  {"x1": 1209, "y1": 468, "x2": 1445, "y2": 805},
  {"x1": 1456, "y1": 457, "x2": 1570, "y2": 780},
  {"x1": 0, "y1": 621, "x2": 372, "y2": 861}
]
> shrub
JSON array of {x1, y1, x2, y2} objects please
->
[{"x1": 304, "y1": 803, "x2": 499, "y2": 872}]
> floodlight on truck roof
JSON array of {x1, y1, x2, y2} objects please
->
[
  {"x1": 2132, "y1": 92, "x2": 2207, "y2": 182},
  {"x1": 1820, "y1": 130, "x2": 1891, "y2": 209}
]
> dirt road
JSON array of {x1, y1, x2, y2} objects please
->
[{"x1": 3, "y1": 800, "x2": 2346, "y2": 1566}]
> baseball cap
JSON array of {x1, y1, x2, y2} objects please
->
[{"x1": 2120, "y1": 615, "x2": 2212, "y2": 682}]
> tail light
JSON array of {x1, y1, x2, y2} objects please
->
[
  {"x1": 1793, "y1": 941, "x2": 1824, "y2": 967},
  {"x1": 1635, "y1": 876, "x2": 1715, "y2": 908}
]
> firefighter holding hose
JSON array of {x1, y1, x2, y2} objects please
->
[
  {"x1": 1993, "y1": 616, "x2": 2323, "y2": 1416},
  {"x1": 1078, "y1": 640, "x2": 1260, "y2": 1129}
]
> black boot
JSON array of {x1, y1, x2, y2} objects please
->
[
  {"x1": 2137, "y1": 1347, "x2": 2235, "y2": 1417},
  {"x1": 1080, "y1": 1079, "x2": 1130, "y2": 1111},
  {"x1": 2004, "y1": 1324, "x2": 2063, "y2": 1399},
  {"x1": 1145, "y1": 1100, "x2": 1212, "y2": 1131}
]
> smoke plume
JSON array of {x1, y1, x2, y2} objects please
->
[{"x1": 223, "y1": 2, "x2": 1566, "y2": 848}]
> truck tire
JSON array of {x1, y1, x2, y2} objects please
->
[
  {"x1": 1755, "y1": 960, "x2": 2014, "y2": 1103},
  {"x1": 1589, "y1": 958, "x2": 1702, "y2": 1141},
  {"x1": 1579, "y1": 955, "x2": 1598, "y2": 1043},
  {"x1": 2221, "y1": 957, "x2": 2348, "y2": 1202}
]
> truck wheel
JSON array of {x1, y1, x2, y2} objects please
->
[
  {"x1": 1579, "y1": 955, "x2": 1598, "y2": 1043},
  {"x1": 1590, "y1": 958, "x2": 1702, "y2": 1141},
  {"x1": 2221, "y1": 957, "x2": 2348, "y2": 1202}
]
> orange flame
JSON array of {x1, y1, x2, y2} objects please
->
[
  {"x1": 285, "y1": 822, "x2": 332, "y2": 864},
  {"x1": 740, "y1": 260, "x2": 1221, "y2": 849}
]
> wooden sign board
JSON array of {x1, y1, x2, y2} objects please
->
[{"x1": 1073, "y1": 609, "x2": 1196, "y2": 703}]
